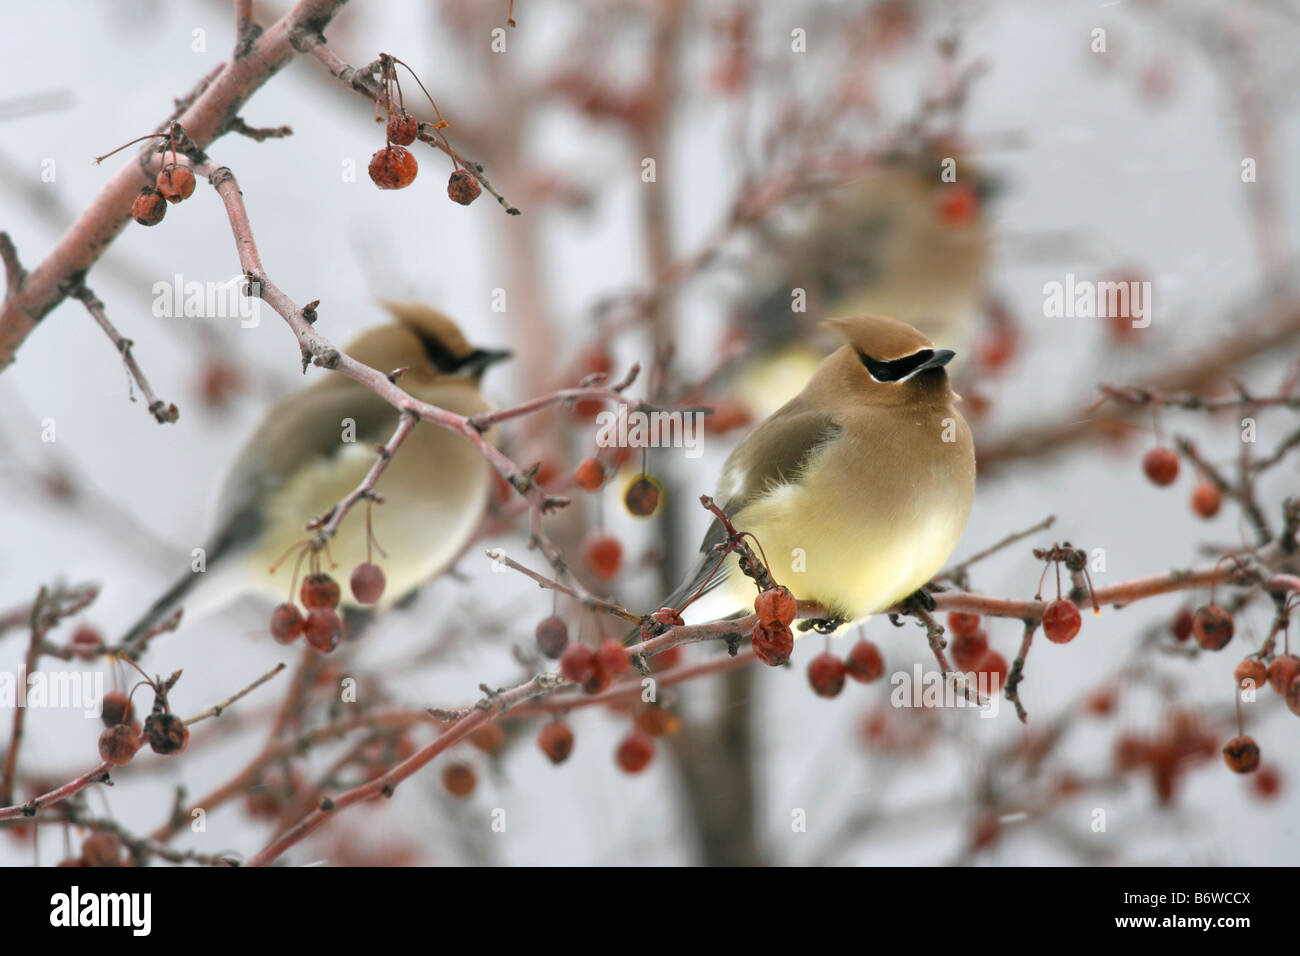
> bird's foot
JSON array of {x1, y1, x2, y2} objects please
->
[
  {"x1": 902, "y1": 587, "x2": 937, "y2": 614},
  {"x1": 799, "y1": 615, "x2": 847, "y2": 634}
]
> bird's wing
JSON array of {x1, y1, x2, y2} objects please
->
[
  {"x1": 664, "y1": 408, "x2": 843, "y2": 610},
  {"x1": 206, "y1": 382, "x2": 403, "y2": 562}
]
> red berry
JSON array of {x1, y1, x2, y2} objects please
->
[
  {"x1": 651, "y1": 645, "x2": 682, "y2": 671},
  {"x1": 447, "y1": 169, "x2": 482, "y2": 205},
  {"x1": 1170, "y1": 608, "x2": 1194, "y2": 642},
  {"x1": 1253, "y1": 766, "x2": 1282, "y2": 799},
  {"x1": 538, "y1": 721, "x2": 575, "y2": 764},
  {"x1": 131, "y1": 186, "x2": 167, "y2": 226},
  {"x1": 751, "y1": 621, "x2": 793, "y2": 666},
  {"x1": 270, "y1": 603, "x2": 304, "y2": 644},
  {"x1": 535, "y1": 615, "x2": 569, "y2": 658},
  {"x1": 975, "y1": 650, "x2": 1008, "y2": 691},
  {"x1": 596, "y1": 638, "x2": 630, "y2": 678},
  {"x1": 1191, "y1": 481, "x2": 1222, "y2": 518},
  {"x1": 624, "y1": 475, "x2": 661, "y2": 517},
  {"x1": 651, "y1": 607, "x2": 684, "y2": 628},
  {"x1": 950, "y1": 629, "x2": 989, "y2": 670},
  {"x1": 386, "y1": 112, "x2": 418, "y2": 146},
  {"x1": 845, "y1": 639, "x2": 884, "y2": 683},
  {"x1": 98, "y1": 724, "x2": 140, "y2": 766},
  {"x1": 560, "y1": 642, "x2": 597, "y2": 684},
  {"x1": 808, "y1": 652, "x2": 847, "y2": 697},
  {"x1": 1142, "y1": 446, "x2": 1179, "y2": 486},
  {"x1": 368, "y1": 145, "x2": 418, "y2": 189},
  {"x1": 584, "y1": 533, "x2": 623, "y2": 579},
  {"x1": 937, "y1": 183, "x2": 979, "y2": 226},
  {"x1": 144, "y1": 711, "x2": 189, "y2": 755},
  {"x1": 156, "y1": 164, "x2": 195, "y2": 203},
  {"x1": 70, "y1": 625, "x2": 103, "y2": 661},
  {"x1": 1222, "y1": 735, "x2": 1260, "y2": 774},
  {"x1": 754, "y1": 586, "x2": 797, "y2": 628},
  {"x1": 469, "y1": 723, "x2": 506, "y2": 753},
  {"x1": 633, "y1": 706, "x2": 680, "y2": 737},
  {"x1": 81, "y1": 831, "x2": 123, "y2": 867},
  {"x1": 1267, "y1": 654, "x2": 1300, "y2": 695},
  {"x1": 442, "y1": 762, "x2": 476, "y2": 797},
  {"x1": 948, "y1": 612, "x2": 981, "y2": 637},
  {"x1": 1234, "y1": 658, "x2": 1267, "y2": 691},
  {"x1": 1042, "y1": 598, "x2": 1082, "y2": 644},
  {"x1": 100, "y1": 691, "x2": 133, "y2": 728},
  {"x1": 574, "y1": 457, "x2": 604, "y2": 492},
  {"x1": 616, "y1": 731, "x2": 654, "y2": 773},
  {"x1": 300, "y1": 573, "x2": 341, "y2": 610},
  {"x1": 1287, "y1": 679, "x2": 1300, "y2": 718},
  {"x1": 1192, "y1": 604, "x2": 1233, "y2": 651},
  {"x1": 349, "y1": 562, "x2": 386, "y2": 604},
  {"x1": 303, "y1": 607, "x2": 343, "y2": 653}
]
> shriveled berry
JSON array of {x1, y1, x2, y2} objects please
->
[
  {"x1": 1253, "y1": 765, "x2": 1282, "y2": 799},
  {"x1": 1234, "y1": 658, "x2": 1267, "y2": 691},
  {"x1": 368, "y1": 145, "x2": 418, "y2": 189},
  {"x1": 633, "y1": 705, "x2": 681, "y2": 737},
  {"x1": 303, "y1": 607, "x2": 343, "y2": 653},
  {"x1": 270, "y1": 602, "x2": 304, "y2": 644},
  {"x1": 948, "y1": 612, "x2": 981, "y2": 637},
  {"x1": 81, "y1": 831, "x2": 123, "y2": 867},
  {"x1": 535, "y1": 615, "x2": 569, "y2": 658},
  {"x1": 131, "y1": 186, "x2": 167, "y2": 226},
  {"x1": 751, "y1": 621, "x2": 793, "y2": 666},
  {"x1": 560, "y1": 642, "x2": 597, "y2": 684},
  {"x1": 845, "y1": 639, "x2": 884, "y2": 683},
  {"x1": 350, "y1": 562, "x2": 386, "y2": 604},
  {"x1": 616, "y1": 731, "x2": 654, "y2": 773},
  {"x1": 584, "y1": 533, "x2": 623, "y2": 579},
  {"x1": 808, "y1": 652, "x2": 847, "y2": 697},
  {"x1": 754, "y1": 585, "x2": 797, "y2": 628},
  {"x1": 651, "y1": 607, "x2": 684, "y2": 628},
  {"x1": 624, "y1": 475, "x2": 661, "y2": 516},
  {"x1": 538, "y1": 721, "x2": 574, "y2": 764},
  {"x1": 951, "y1": 629, "x2": 989, "y2": 671},
  {"x1": 98, "y1": 724, "x2": 140, "y2": 766},
  {"x1": 300, "y1": 573, "x2": 341, "y2": 610},
  {"x1": 1192, "y1": 604, "x2": 1233, "y2": 651},
  {"x1": 442, "y1": 762, "x2": 476, "y2": 797},
  {"x1": 1042, "y1": 598, "x2": 1082, "y2": 644},
  {"x1": 469, "y1": 723, "x2": 506, "y2": 753},
  {"x1": 100, "y1": 691, "x2": 133, "y2": 728},
  {"x1": 386, "y1": 112, "x2": 418, "y2": 146},
  {"x1": 70, "y1": 625, "x2": 103, "y2": 661},
  {"x1": 1191, "y1": 481, "x2": 1222, "y2": 519},
  {"x1": 1222, "y1": 735, "x2": 1260, "y2": 774},
  {"x1": 447, "y1": 169, "x2": 481, "y2": 205},
  {"x1": 1267, "y1": 654, "x2": 1300, "y2": 695},
  {"x1": 1170, "y1": 608, "x2": 1194, "y2": 642},
  {"x1": 1287, "y1": 679, "x2": 1300, "y2": 718},
  {"x1": 574, "y1": 457, "x2": 604, "y2": 492},
  {"x1": 156, "y1": 164, "x2": 195, "y2": 203},
  {"x1": 1142, "y1": 446, "x2": 1179, "y2": 486},
  {"x1": 651, "y1": 645, "x2": 682, "y2": 671},
  {"x1": 596, "y1": 638, "x2": 630, "y2": 678},
  {"x1": 144, "y1": 711, "x2": 189, "y2": 755}
]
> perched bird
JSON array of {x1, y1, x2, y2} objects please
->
[
  {"x1": 732, "y1": 148, "x2": 996, "y2": 419},
  {"x1": 120, "y1": 302, "x2": 510, "y2": 648},
  {"x1": 671, "y1": 314, "x2": 975, "y2": 629}
]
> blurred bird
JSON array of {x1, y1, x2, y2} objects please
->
[
  {"x1": 121, "y1": 302, "x2": 510, "y2": 647},
  {"x1": 732, "y1": 148, "x2": 997, "y2": 419},
  {"x1": 669, "y1": 314, "x2": 975, "y2": 629}
]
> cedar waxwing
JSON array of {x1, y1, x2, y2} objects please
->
[
  {"x1": 733, "y1": 148, "x2": 996, "y2": 419},
  {"x1": 672, "y1": 314, "x2": 975, "y2": 628},
  {"x1": 120, "y1": 302, "x2": 510, "y2": 648}
]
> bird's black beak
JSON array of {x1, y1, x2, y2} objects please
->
[
  {"x1": 919, "y1": 349, "x2": 956, "y2": 372},
  {"x1": 462, "y1": 348, "x2": 513, "y2": 374}
]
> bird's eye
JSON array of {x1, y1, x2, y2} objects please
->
[{"x1": 859, "y1": 349, "x2": 935, "y2": 383}]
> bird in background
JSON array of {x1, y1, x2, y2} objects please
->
[
  {"x1": 120, "y1": 302, "x2": 510, "y2": 649},
  {"x1": 731, "y1": 146, "x2": 997, "y2": 420},
  {"x1": 668, "y1": 313, "x2": 976, "y2": 631}
]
